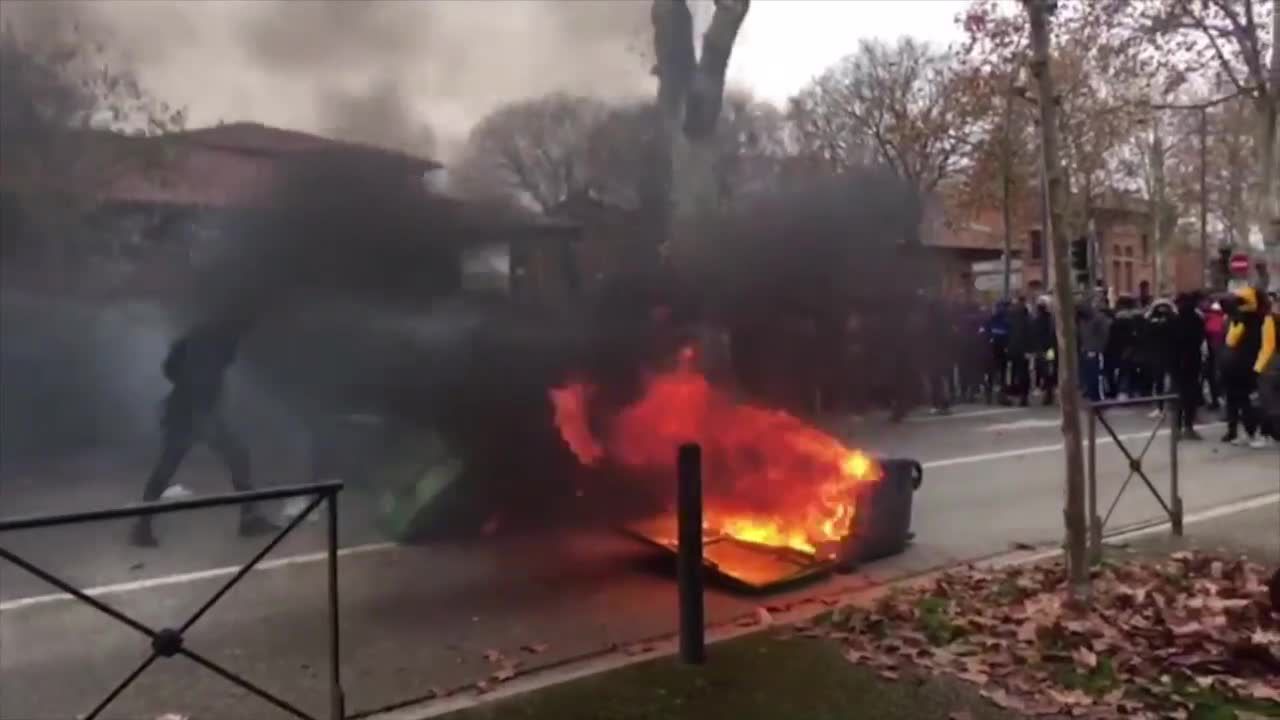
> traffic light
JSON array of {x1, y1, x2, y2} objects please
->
[{"x1": 1070, "y1": 237, "x2": 1089, "y2": 287}]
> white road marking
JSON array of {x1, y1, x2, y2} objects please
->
[
  {"x1": 907, "y1": 407, "x2": 1023, "y2": 423},
  {"x1": 996, "y1": 492, "x2": 1280, "y2": 567},
  {"x1": 0, "y1": 421, "x2": 1242, "y2": 612},
  {"x1": 0, "y1": 541, "x2": 397, "y2": 612},
  {"x1": 981, "y1": 418, "x2": 1065, "y2": 432},
  {"x1": 921, "y1": 423, "x2": 1225, "y2": 470}
]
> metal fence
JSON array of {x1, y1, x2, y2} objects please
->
[
  {"x1": 1086, "y1": 395, "x2": 1182, "y2": 563},
  {"x1": 0, "y1": 481, "x2": 346, "y2": 720}
]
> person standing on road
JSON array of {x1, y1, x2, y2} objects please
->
[
  {"x1": 1077, "y1": 299, "x2": 1110, "y2": 403},
  {"x1": 1005, "y1": 297, "x2": 1033, "y2": 407},
  {"x1": 1031, "y1": 296, "x2": 1056, "y2": 406},
  {"x1": 981, "y1": 299, "x2": 1011, "y2": 404},
  {"x1": 1171, "y1": 292, "x2": 1206, "y2": 439},
  {"x1": 1202, "y1": 298, "x2": 1228, "y2": 411},
  {"x1": 1143, "y1": 299, "x2": 1178, "y2": 417},
  {"x1": 131, "y1": 308, "x2": 278, "y2": 547},
  {"x1": 1221, "y1": 286, "x2": 1275, "y2": 448}
]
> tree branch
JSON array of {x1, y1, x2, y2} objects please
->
[{"x1": 684, "y1": 0, "x2": 750, "y2": 140}]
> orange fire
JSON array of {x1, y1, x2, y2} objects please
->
[{"x1": 549, "y1": 348, "x2": 880, "y2": 557}]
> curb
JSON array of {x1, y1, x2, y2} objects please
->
[{"x1": 364, "y1": 491, "x2": 1280, "y2": 720}]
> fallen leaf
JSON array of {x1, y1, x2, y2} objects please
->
[
  {"x1": 482, "y1": 649, "x2": 504, "y2": 664},
  {"x1": 154, "y1": 715, "x2": 188, "y2": 720},
  {"x1": 980, "y1": 687, "x2": 1027, "y2": 712},
  {"x1": 1047, "y1": 688, "x2": 1093, "y2": 706},
  {"x1": 520, "y1": 643, "x2": 550, "y2": 655},
  {"x1": 1071, "y1": 646, "x2": 1098, "y2": 670},
  {"x1": 877, "y1": 670, "x2": 900, "y2": 681},
  {"x1": 755, "y1": 607, "x2": 774, "y2": 626},
  {"x1": 492, "y1": 665, "x2": 518, "y2": 682},
  {"x1": 956, "y1": 671, "x2": 990, "y2": 686},
  {"x1": 949, "y1": 712, "x2": 974, "y2": 720}
]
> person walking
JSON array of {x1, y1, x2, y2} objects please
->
[
  {"x1": 131, "y1": 309, "x2": 278, "y2": 547},
  {"x1": 1221, "y1": 286, "x2": 1276, "y2": 448}
]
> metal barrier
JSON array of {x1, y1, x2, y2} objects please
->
[
  {"x1": 1086, "y1": 395, "x2": 1182, "y2": 563},
  {"x1": 0, "y1": 481, "x2": 346, "y2": 720}
]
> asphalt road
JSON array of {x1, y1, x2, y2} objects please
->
[{"x1": 1, "y1": 403, "x2": 1277, "y2": 720}]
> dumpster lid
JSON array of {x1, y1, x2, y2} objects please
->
[{"x1": 623, "y1": 515, "x2": 835, "y2": 592}]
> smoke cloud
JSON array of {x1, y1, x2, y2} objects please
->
[{"x1": 0, "y1": 0, "x2": 656, "y2": 159}]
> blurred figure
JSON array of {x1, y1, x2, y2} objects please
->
[
  {"x1": 981, "y1": 299, "x2": 1011, "y2": 404},
  {"x1": 1202, "y1": 298, "x2": 1228, "y2": 411},
  {"x1": 1105, "y1": 296, "x2": 1140, "y2": 399},
  {"x1": 1222, "y1": 286, "x2": 1276, "y2": 448},
  {"x1": 1031, "y1": 296, "x2": 1056, "y2": 406},
  {"x1": 1005, "y1": 297, "x2": 1032, "y2": 407},
  {"x1": 1142, "y1": 299, "x2": 1177, "y2": 416},
  {"x1": 1171, "y1": 292, "x2": 1206, "y2": 439},
  {"x1": 926, "y1": 296, "x2": 955, "y2": 415},
  {"x1": 131, "y1": 309, "x2": 277, "y2": 547},
  {"x1": 1077, "y1": 298, "x2": 1110, "y2": 403}
]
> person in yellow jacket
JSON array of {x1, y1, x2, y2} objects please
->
[{"x1": 1222, "y1": 286, "x2": 1275, "y2": 448}]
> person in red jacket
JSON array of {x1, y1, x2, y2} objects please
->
[{"x1": 1202, "y1": 298, "x2": 1228, "y2": 410}]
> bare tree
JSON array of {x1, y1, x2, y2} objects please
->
[
  {"x1": 789, "y1": 38, "x2": 980, "y2": 194},
  {"x1": 454, "y1": 93, "x2": 606, "y2": 213},
  {"x1": 1024, "y1": 0, "x2": 1090, "y2": 604},
  {"x1": 0, "y1": 17, "x2": 185, "y2": 288},
  {"x1": 651, "y1": 0, "x2": 750, "y2": 265},
  {"x1": 1131, "y1": 0, "x2": 1278, "y2": 249}
]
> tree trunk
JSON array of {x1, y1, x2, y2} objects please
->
[
  {"x1": 1264, "y1": 7, "x2": 1279, "y2": 253},
  {"x1": 651, "y1": 0, "x2": 749, "y2": 271},
  {"x1": 1151, "y1": 116, "x2": 1166, "y2": 294},
  {"x1": 1025, "y1": 0, "x2": 1090, "y2": 604},
  {"x1": 1001, "y1": 82, "x2": 1015, "y2": 300}
]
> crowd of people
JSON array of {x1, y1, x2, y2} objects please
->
[{"x1": 910, "y1": 285, "x2": 1278, "y2": 448}]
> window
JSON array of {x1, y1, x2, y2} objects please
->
[
  {"x1": 1140, "y1": 234, "x2": 1149, "y2": 257},
  {"x1": 1125, "y1": 262, "x2": 1134, "y2": 293},
  {"x1": 1112, "y1": 260, "x2": 1121, "y2": 289},
  {"x1": 1030, "y1": 229, "x2": 1043, "y2": 260}
]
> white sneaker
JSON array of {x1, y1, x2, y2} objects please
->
[
  {"x1": 1147, "y1": 409, "x2": 1163, "y2": 419},
  {"x1": 160, "y1": 484, "x2": 193, "y2": 500},
  {"x1": 281, "y1": 495, "x2": 322, "y2": 524},
  {"x1": 1232, "y1": 436, "x2": 1251, "y2": 447},
  {"x1": 1249, "y1": 436, "x2": 1272, "y2": 450}
]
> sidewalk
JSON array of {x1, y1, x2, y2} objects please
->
[{"x1": 422, "y1": 500, "x2": 1280, "y2": 720}]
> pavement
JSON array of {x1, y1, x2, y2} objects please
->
[{"x1": 1, "y1": 402, "x2": 1277, "y2": 720}]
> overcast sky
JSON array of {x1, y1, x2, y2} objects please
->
[
  {"x1": 4, "y1": 0, "x2": 970, "y2": 158},
  {"x1": 730, "y1": 0, "x2": 967, "y2": 105}
]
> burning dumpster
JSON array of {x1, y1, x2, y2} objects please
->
[
  {"x1": 619, "y1": 458, "x2": 922, "y2": 591},
  {"x1": 549, "y1": 346, "x2": 924, "y2": 592}
]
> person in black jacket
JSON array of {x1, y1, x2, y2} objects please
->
[
  {"x1": 1171, "y1": 292, "x2": 1206, "y2": 438},
  {"x1": 131, "y1": 309, "x2": 277, "y2": 547},
  {"x1": 1031, "y1": 297, "x2": 1057, "y2": 405},
  {"x1": 1004, "y1": 297, "x2": 1033, "y2": 407}
]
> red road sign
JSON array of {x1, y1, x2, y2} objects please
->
[{"x1": 1229, "y1": 253, "x2": 1251, "y2": 274}]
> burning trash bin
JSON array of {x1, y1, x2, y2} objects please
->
[
  {"x1": 621, "y1": 456, "x2": 923, "y2": 592},
  {"x1": 550, "y1": 346, "x2": 925, "y2": 593}
]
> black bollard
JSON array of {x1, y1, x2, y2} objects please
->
[{"x1": 677, "y1": 442, "x2": 705, "y2": 665}]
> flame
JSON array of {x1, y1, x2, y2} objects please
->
[{"x1": 549, "y1": 347, "x2": 880, "y2": 556}]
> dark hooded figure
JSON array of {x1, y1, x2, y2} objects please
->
[
  {"x1": 1171, "y1": 292, "x2": 1206, "y2": 438},
  {"x1": 1005, "y1": 298, "x2": 1033, "y2": 406},
  {"x1": 1031, "y1": 297, "x2": 1057, "y2": 405},
  {"x1": 131, "y1": 308, "x2": 277, "y2": 547}
]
